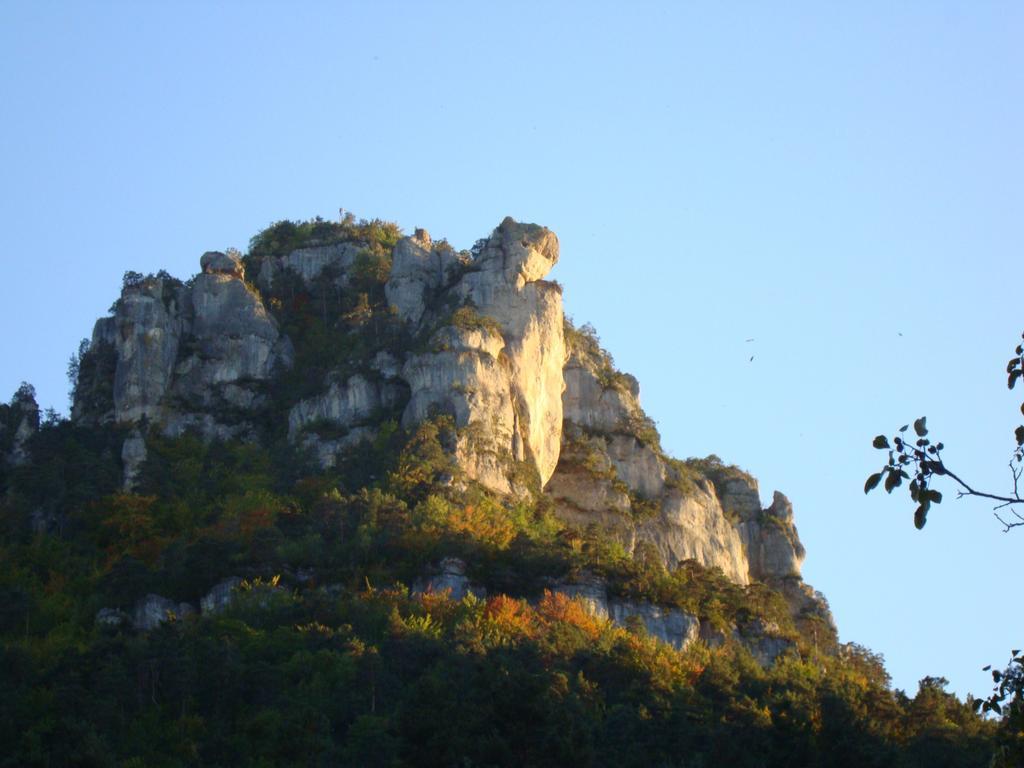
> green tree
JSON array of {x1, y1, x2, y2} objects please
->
[{"x1": 865, "y1": 331, "x2": 1024, "y2": 758}]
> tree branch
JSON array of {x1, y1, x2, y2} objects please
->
[{"x1": 941, "y1": 465, "x2": 1022, "y2": 507}]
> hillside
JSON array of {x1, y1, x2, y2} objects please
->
[{"x1": 0, "y1": 215, "x2": 1005, "y2": 766}]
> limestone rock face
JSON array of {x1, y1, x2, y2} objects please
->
[
  {"x1": 107, "y1": 279, "x2": 184, "y2": 424},
  {"x1": 412, "y1": 558, "x2": 485, "y2": 601},
  {"x1": 200, "y1": 250, "x2": 244, "y2": 278},
  {"x1": 200, "y1": 577, "x2": 243, "y2": 615},
  {"x1": 447, "y1": 219, "x2": 565, "y2": 487},
  {"x1": 288, "y1": 373, "x2": 409, "y2": 469},
  {"x1": 545, "y1": 329, "x2": 817, "y2": 593},
  {"x1": 289, "y1": 374, "x2": 406, "y2": 440},
  {"x1": 7, "y1": 387, "x2": 39, "y2": 466},
  {"x1": 385, "y1": 230, "x2": 460, "y2": 325},
  {"x1": 95, "y1": 607, "x2": 128, "y2": 629},
  {"x1": 388, "y1": 218, "x2": 565, "y2": 494},
  {"x1": 132, "y1": 594, "x2": 195, "y2": 631},
  {"x1": 637, "y1": 488, "x2": 751, "y2": 584},
  {"x1": 741, "y1": 618, "x2": 794, "y2": 667},
  {"x1": 610, "y1": 601, "x2": 701, "y2": 650},
  {"x1": 74, "y1": 255, "x2": 290, "y2": 441},
  {"x1": 551, "y1": 577, "x2": 700, "y2": 651},
  {"x1": 562, "y1": 352, "x2": 638, "y2": 434},
  {"x1": 401, "y1": 326, "x2": 516, "y2": 493},
  {"x1": 257, "y1": 242, "x2": 363, "y2": 291},
  {"x1": 176, "y1": 272, "x2": 290, "y2": 403},
  {"x1": 738, "y1": 491, "x2": 806, "y2": 581},
  {"x1": 120, "y1": 430, "x2": 147, "y2": 491}
]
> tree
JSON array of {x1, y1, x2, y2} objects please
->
[
  {"x1": 865, "y1": 332, "x2": 1024, "y2": 756},
  {"x1": 864, "y1": 332, "x2": 1024, "y2": 532}
]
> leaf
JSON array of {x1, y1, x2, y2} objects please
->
[
  {"x1": 885, "y1": 472, "x2": 899, "y2": 493},
  {"x1": 983, "y1": 665, "x2": 992, "y2": 671},
  {"x1": 899, "y1": 424, "x2": 909, "y2": 433},
  {"x1": 913, "y1": 417, "x2": 928, "y2": 437},
  {"x1": 914, "y1": 504, "x2": 927, "y2": 529},
  {"x1": 1016, "y1": 426, "x2": 1024, "y2": 447},
  {"x1": 864, "y1": 473, "x2": 883, "y2": 494},
  {"x1": 1011, "y1": 371, "x2": 1021, "y2": 390},
  {"x1": 930, "y1": 490, "x2": 942, "y2": 504},
  {"x1": 1009, "y1": 359, "x2": 1021, "y2": 374},
  {"x1": 872, "y1": 435, "x2": 890, "y2": 449}
]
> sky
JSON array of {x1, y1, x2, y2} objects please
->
[{"x1": 1, "y1": 1, "x2": 1021, "y2": 700}]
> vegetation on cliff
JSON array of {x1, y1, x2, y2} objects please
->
[{"x1": 0, "y1": 217, "x2": 1014, "y2": 766}]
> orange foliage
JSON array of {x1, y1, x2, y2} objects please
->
[
  {"x1": 483, "y1": 595, "x2": 538, "y2": 640},
  {"x1": 536, "y1": 590, "x2": 604, "y2": 640},
  {"x1": 416, "y1": 589, "x2": 460, "y2": 623},
  {"x1": 210, "y1": 491, "x2": 282, "y2": 541},
  {"x1": 444, "y1": 504, "x2": 516, "y2": 548}
]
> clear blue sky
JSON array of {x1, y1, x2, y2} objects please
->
[{"x1": 1, "y1": 1, "x2": 1020, "y2": 700}]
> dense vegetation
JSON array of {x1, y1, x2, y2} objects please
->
[{"x1": 0, "y1": 219, "x2": 1015, "y2": 766}]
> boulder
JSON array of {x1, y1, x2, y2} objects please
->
[
  {"x1": 200, "y1": 577, "x2": 243, "y2": 615},
  {"x1": 132, "y1": 594, "x2": 195, "y2": 631},
  {"x1": 412, "y1": 558, "x2": 485, "y2": 601},
  {"x1": 95, "y1": 607, "x2": 128, "y2": 629},
  {"x1": 121, "y1": 430, "x2": 147, "y2": 491},
  {"x1": 200, "y1": 250, "x2": 244, "y2": 278}
]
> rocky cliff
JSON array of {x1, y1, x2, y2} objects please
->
[{"x1": 69, "y1": 215, "x2": 829, "y2": 630}]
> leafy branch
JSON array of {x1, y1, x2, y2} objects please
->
[
  {"x1": 864, "y1": 332, "x2": 1024, "y2": 531},
  {"x1": 977, "y1": 649, "x2": 1023, "y2": 717}
]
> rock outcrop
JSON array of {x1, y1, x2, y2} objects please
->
[
  {"x1": 75, "y1": 253, "x2": 292, "y2": 443},
  {"x1": 412, "y1": 558, "x2": 485, "y2": 601},
  {"x1": 257, "y1": 241, "x2": 363, "y2": 292},
  {"x1": 553, "y1": 576, "x2": 701, "y2": 650},
  {"x1": 544, "y1": 327, "x2": 818, "y2": 596},
  {"x1": 132, "y1": 594, "x2": 195, "y2": 631},
  {"x1": 4, "y1": 385, "x2": 39, "y2": 467},
  {"x1": 200, "y1": 577, "x2": 243, "y2": 615},
  {"x1": 68, "y1": 215, "x2": 828, "y2": 633},
  {"x1": 120, "y1": 429, "x2": 147, "y2": 491},
  {"x1": 393, "y1": 218, "x2": 565, "y2": 493}
]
